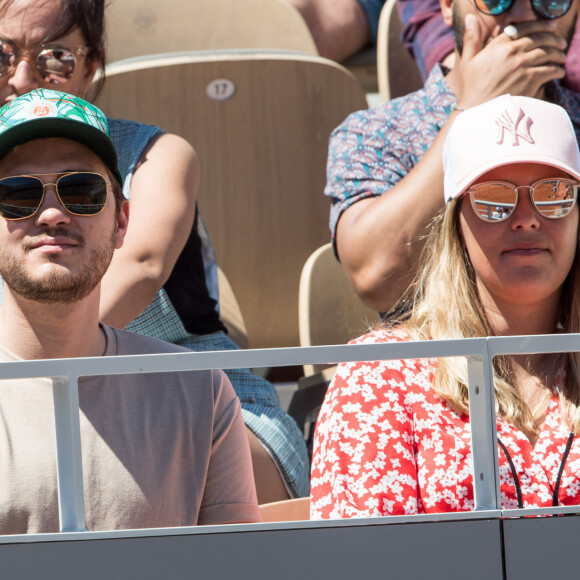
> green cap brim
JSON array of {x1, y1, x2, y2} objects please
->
[{"x1": 0, "y1": 117, "x2": 122, "y2": 185}]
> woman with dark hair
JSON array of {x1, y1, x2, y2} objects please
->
[
  {"x1": 0, "y1": 0, "x2": 309, "y2": 502},
  {"x1": 311, "y1": 95, "x2": 580, "y2": 519}
]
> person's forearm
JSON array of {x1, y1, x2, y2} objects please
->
[
  {"x1": 99, "y1": 133, "x2": 199, "y2": 329},
  {"x1": 99, "y1": 260, "x2": 171, "y2": 329},
  {"x1": 282, "y1": 0, "x2": 370, "y2": 61},
  {"x1": 336, "y1": 113, "x2": 459, "y2": 312}
]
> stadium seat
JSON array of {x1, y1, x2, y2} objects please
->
[
  {"x1": 95, "y1": 51, "x2": 368, "y2": 348},
  {"x1": 105, "y1": 0, "x2": 316, "y2": 63},
  {"x1": 377, "y1": 0, "x2": 423, "y2": 101},
  {"x1": 298, "y1": 243, "x2": 380, "y2": 375}
]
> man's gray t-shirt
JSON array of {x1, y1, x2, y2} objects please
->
[{"x1": 0, "y1": 325, "x2": 259, "y2": 534}]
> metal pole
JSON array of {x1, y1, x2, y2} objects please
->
[
  {"x1": 466, "y1": 351, "x2": 500, "y2": 510},
  {"x1": 52, "y1": 376, "x2": 86, "y2": 532}
]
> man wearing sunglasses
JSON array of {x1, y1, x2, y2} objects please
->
[
  {"x1": 0, "y1": 88, "x2": 260, "y2": 534},
  {"x1": 0, "y1": 0, "x2": 310, "y2": 505},
  {"x1": 326, "y1": 0, "x2": 580, "y2": 315}
]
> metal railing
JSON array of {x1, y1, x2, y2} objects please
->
[{"x1": 3, "y1": 332, "x2": 580, "y2": 533}]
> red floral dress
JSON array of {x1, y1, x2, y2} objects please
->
[{"x1": 310, "y1": 328, "x2": 580, "y2": 520}]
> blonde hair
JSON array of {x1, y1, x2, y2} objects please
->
[{"x1": 387, "y1": 199, "x2": 580, "y2": 437}]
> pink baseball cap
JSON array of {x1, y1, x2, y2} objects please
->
[{"x1": 443, "y1": 94, "x2": 580, "y2": 202}]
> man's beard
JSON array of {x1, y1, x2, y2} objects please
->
[
  {"x1": 452, "y1": 4, "x2": 577, "y2": 57},
  {"x1": 0, "y1": 226, "x2": 117, "y2": 305}
]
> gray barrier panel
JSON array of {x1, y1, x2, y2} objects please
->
[
  {"x1": 503, "y1": 514, "x2": 580, "y2": 578},
  {"x1": 2, "y1": 518, "x2": 503, "y2": 580}
]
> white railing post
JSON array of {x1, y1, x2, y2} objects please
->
[
  {"x1": 52, "y1": 376, "x2": 86, "y2": 532},
  {"x1": 466, "y1": 349, "x2": 501, "y2": 510}
]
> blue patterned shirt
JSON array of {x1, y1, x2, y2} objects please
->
[{"x1": 325, "y1": 65, "x2": 580, "y2": 247}]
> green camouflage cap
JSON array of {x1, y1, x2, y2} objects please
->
[{"x1": 0, "y1": 88, "x2": 121, "y2": 184}]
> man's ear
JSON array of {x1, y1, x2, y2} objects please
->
[
  {"x1": 441, "y1": 0, "x2": 454, "y2": 27},
  {"x1": 115, "y1": 200, "x2": 129, "y2": 249}
]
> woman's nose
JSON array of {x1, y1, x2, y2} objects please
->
[
  {"x1": 510, "y1": 188, "x2": 540, "y2": 230},
  {"x1": 7, "y1": 58, "x2": 40, "y2": 96}
]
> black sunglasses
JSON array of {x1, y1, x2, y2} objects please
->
[
  {"x1": 0, "y1": 172, "x2": 110, "y2": 220},
  {"x1": 474, "y1": 0, "x2": 573, "y2": 19}
]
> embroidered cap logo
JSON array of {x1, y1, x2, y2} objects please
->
[{"x1": 496, "y1": 108, "x2": 535, "y2": 146}]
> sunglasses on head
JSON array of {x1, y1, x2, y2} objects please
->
[
  {"x1": 474, "y1": 0, "x2": 573, "y2": 19},
  {"x1": 0, "y1": 172, "x2": 110, "y2": 220},
  {"x1": 0, "y1": 38, "x2": 88, "y2": 84},
  {"x1": 466, "y1": 178, "x2": 579, "y2": 222}
]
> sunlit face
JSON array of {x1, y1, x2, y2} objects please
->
[
  {"x1": 0, "y1": 138, "x2": 127, "y2": 304},
  {"x1": 0, "y1": 0, "x2": 97, "y2": 105},
  {"x1": 459, "y1": 163, "x2": 579, "y2": 311}
]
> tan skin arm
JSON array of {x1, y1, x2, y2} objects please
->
[
  {"x1": 281, "y1": 0, "x2": 370, "y2": 62},
  {"x1": 336, "y1": 11, "x2": 568, "y2": 312},
  {"x1": 99, "y1": 132, "x2": 199, "y2": 328},
  {"x1": 336, "y1": 120, "x2": 456, "y2": 311}
]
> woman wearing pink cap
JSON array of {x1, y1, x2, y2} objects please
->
[{"x1": 311, "y1": 94, "x2": 580, "y2": 519}]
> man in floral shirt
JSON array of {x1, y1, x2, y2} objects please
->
[{"x1": 327, "y1": 0, "x2": 580, "y2": 313}]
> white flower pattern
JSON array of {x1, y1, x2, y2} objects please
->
[{"x1": 310, "y1": 328, "x2": 580, "y2": 519}]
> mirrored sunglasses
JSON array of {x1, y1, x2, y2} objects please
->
[
  {"x1": 0, "y1": 172, "x2": 110, "y2": 220},
  {"x1": 467, "y1": 178, "x2": 579, "y2": 222},
  {"x1": 474, "y1": 0, "x2": 573, "y2": 19},
  {"x1": 0, "y1": 38, "x2": 88, "y2": 84}
]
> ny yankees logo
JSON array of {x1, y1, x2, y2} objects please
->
[{"x1": 495, "y1": 108, "x2": 534, "y2": 146}]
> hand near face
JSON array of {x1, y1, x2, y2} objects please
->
[{"x1": 456, "y1": 14, "x2": 568, "y2": 106}]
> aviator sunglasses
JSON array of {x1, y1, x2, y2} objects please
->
[
  {"x1": 0, "y1": 172, "x2": 110, "y2": 220},
  {"x1": 0, "y1": 38, "x2": 88, "y2": 84},
  {"x1": 467, "y1": 178, "x2": 579, "y2": 222},
  {"x1": 474, "y1": 0, "x2": 573, "y2": 19}
]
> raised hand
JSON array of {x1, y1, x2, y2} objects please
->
[{"x1": 456, "y1": 13, "x2": 567, "y2": 106}]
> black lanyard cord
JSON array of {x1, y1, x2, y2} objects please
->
[
  {"x1": 552, "y1": 432, "x2": 575, "y2": 506},
  {"x1": 498, "y1": 438, "x2": 524, "y2": 509},
  {"x1": 498, "y1": 433, "x2": 575, "y2": 509}
]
